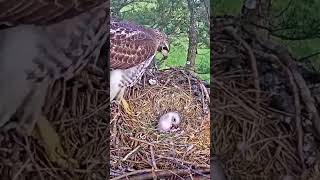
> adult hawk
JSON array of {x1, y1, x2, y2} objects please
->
[
  {"x1": 110, "y1": 19, "x2": 170, "y2": 114},
  {"x1": 0, "y1": 1, "x2": 108, "y2": 167}
]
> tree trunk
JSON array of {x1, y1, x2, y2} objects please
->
[
  {"x1": 186, "y1": 0, "x2": 198, "y2": 70},
  {"x1": 241, "y1": 0, "x2": 271, "y2": 39}
]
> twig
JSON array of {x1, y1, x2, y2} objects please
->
[
  {"x1": 110, "y1": 168, "x2": 210, "y2": 180},
  {"x1": 274, "y1": 0, "x2": 293, "y2": 18},
  {"x1": 299, "y1": 51, "x2": 320, "y2": 61},
  {"x1": 150, "y1": 146, "x2": 158, "y2": 169},
  {"x1": 72, "y1": 82, "x2": 80, "y2": 116},
  {"x1": 55, "y1": 80, "x2": 66, "y2": 122},
  {"x1": 286, "y1": 66, "x2": 305, "y2": 170},
  {"x1": 129, "y1": 137, "x2": 155, "y2": 146},
  {"x1": 12, "y1": 158, "x2": 31, "y2": 180},
  {"x1": 23, "y1": 137, "x2": 45, "y2": 180},
  {"x1": 122, "y1": 145, "x2": 141, "y2": 161},
  {"x1": 224, "y1": 27, "x2": 261, "y2": 102},
  {"x1": 156, "y1": 154, "x2": 210, "y2": 169}
]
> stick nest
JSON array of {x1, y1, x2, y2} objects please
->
[
  {"x1": 212, "y1": 16, "x2": 320, "y2": 180},
  {"x1": 110, "y1": 68, "x2": 210, "y2": 179},
  {"x1": 0, "y1": 67, "x2": 210, "y2": 179}
]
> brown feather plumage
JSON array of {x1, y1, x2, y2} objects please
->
[
  {"x1": 0, "y1": 0, "x2": 106, "y2": 28},
  {"x1": 110, "y1": 19, "x2": 159, "y2": 70}
]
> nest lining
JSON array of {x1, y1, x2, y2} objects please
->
[{"x1": 110, "y1": 68, "x2": 210, "y2": 179}]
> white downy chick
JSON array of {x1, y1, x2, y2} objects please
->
[{"x1": 157, "y1": 112, "x2": 181, "y2": 133}]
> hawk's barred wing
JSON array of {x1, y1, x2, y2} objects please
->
[
  {"x1": 110, "y1": 20, "x2": 158, "y2": 70},
  {"x1": 0, "y1": 0, "x2": 106, "y2": 28}
]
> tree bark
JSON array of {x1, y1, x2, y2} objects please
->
[
  {"x1": 241, "y1": 0, "x2": 271, "y2": 39},
  {"x1": 186, "y1": 0, "x2": 198, "y2": 70}
]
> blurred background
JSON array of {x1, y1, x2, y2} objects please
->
[
  {"x1": 212, "y1": 0, "x2": 320, "y2": 179},
  {"x1": 214, "y1": 0, "x2": 320, "y2": 71}
]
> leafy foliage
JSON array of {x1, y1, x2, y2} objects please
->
[
  {"x1": 213, "y1": 0, "x2": 320, "y2": 71},
  {"x1": 271, "y1": 0, "x2": 320, "y2": 70}
]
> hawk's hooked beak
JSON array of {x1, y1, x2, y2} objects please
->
[
  {"x1": 160, "y1": 43, "x2": 169, "y2": 60},
  {"x1": 161, "y1": 49, "x2": 169, "y2": 60}
]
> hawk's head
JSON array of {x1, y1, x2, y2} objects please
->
[{"x1": 152, "y1": 29, "x2": 170, "y2": 60}]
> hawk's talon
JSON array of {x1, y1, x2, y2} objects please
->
[
  {"x1": 120, "y1": 98, "x2": 134, "y2": 116},
  {"x1": 34, "y1": 115, "x2": 79, "y2": 168}
]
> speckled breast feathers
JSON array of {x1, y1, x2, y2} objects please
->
[{"x1": 110, "y1": 19, "x2": 169, "y2": 87}]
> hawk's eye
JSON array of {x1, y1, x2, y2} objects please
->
[{"x1": 172, "y1": 118, "x2": 176, "y2": 123}]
